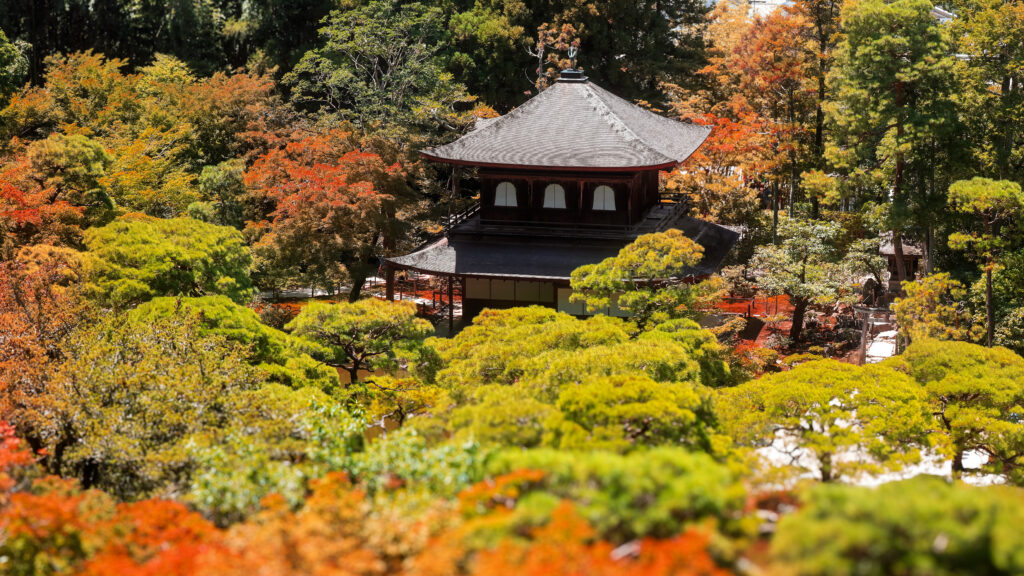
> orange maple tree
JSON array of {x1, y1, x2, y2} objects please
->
[
  {"x1": 470, "y1": 501, "x2": 731, "y2": 576},
  {"x1": 0, "y1": 153, "x2": 84, "y2": 256},
  {"x1": 244, "y1": 130, "x2": 410, "y2": 299},
  {"x1": 0, "y1": 247, "x2": 89, "y2": 448}
]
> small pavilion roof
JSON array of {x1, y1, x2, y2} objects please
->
[
  {"x1": 422, "y1": 74, "x2": 712, "y2": 171},
  {"x1": 879, "y1": 232, "x2": 923, "y2": 256}
]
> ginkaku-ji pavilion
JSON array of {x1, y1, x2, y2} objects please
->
[{"x1": 383, "y1": 67, "x2": 739, "y2": 325}]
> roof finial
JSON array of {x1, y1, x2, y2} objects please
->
[
  {"x1": 559, "y1": 41, "x2": 587, "y2": 82},
  {"x1": 568, "y1": 41, "x2": 579, "y2": 70}
]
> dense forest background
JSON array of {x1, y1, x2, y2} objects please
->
[
  {"x1": 0, "y1": 0, "x2": 708, "y2": 109},
  {"x1": 1, "y1": 0, "x2": 1024, "y2": 574}
]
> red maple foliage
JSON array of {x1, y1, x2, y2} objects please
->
[
  {"x1": 0, "y1": 248, "x2": 89, "y2": 446},
  {"x1": 244, "y1": 130, "x2": 408, "y2": 298},
  {"x1": 0, "y1": 153, "x2": 85, "y2": 256}
]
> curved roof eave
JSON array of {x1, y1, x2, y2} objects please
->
[{"x1": 418, "y1": 152, "x2": 683, "y2": 173}]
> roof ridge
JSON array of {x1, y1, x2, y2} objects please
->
[
  {"x1": 577, "y1": 83, "x2": 675, "y2": 165},
  {"x1": 585, "y1": 82, "x2": 711, "y2": 159}
]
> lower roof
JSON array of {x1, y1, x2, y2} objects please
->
[{"x1": 386, "y1": 216, "x2": 739, "y2": 281}]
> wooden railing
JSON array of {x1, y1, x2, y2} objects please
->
[
  {"x1": 446, "y1": 194, "x2": 692, "y2": 240},
  {"x1": 443, "y1": 202, "x2": 481, "y2": 230}
]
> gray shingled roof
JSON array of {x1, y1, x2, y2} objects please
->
[
  {"x1": 879, "y1": 232, "x2": 924, "y2": 256},
  {"x1": 423, "y1": 78, "x2": 712, "y2": 170},
  {"x1": 386, "y1": 217, "x2": 739, "y2": 280}
]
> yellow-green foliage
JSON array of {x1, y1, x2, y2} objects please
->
[
  {"x1": 84, "y1": 214, "x2": 254, "y2": 309},
  {"x1": 773, "y1": 476, "x2": 1024, "y2": 575},
  {"x1": 718, "y1": 359, "x2": 935, "y2": 482},
  {"x1": 421, "y1": 307, "x2": 730, "y2": 453},
  {"x1": 886, "y1": 338, "x2": 1024, "y2": 483},
  {"x1": 286, "y1": 299, "x2": 433, "y2": 384},
  {"x1": 485, "y1": 447, "x2": 752, "y2": 543},
  {"x1": 570, "y1": 229, "x2": 725, "y2": 326},
  {"x1": 129, "y1": 295, "x2": 339, "y2": 393},
  {"x1": 894, "y1": 273, "x2": 983, "y2": 344},
  {"x1": 546, "y1": 374, "x2": 710, "y2": 452}
]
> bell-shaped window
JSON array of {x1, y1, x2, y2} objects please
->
[
  {"x1": 593, "y1": 185, "x2": 616, "y2": 211},
  {"x1": 495, "y1": 181, "x2": 517, "y2": 207},
  {"x1": 543, "y1": 183, "x2": 566, "y2": 209}
]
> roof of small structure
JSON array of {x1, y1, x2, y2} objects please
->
[
  {"x1": 879, "y1": 232, "x2": 924, "y2": 256},
  {"x1": 386, "y1": 216, "x2": 739, "y2": 280},
  {"x1": 422, "y1": 73, "x2": 712, "y2": 171}
]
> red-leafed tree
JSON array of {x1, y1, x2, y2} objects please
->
[
  {"x1": 0, "y1": 475, "x2": 226, "y2": 576},
  {"x1": 244, "y1": 130, "x2": 411, "y2": 300},
  {"x1": 79, "y1": 500, "x2": 224, "y2": 576},
  {"x1": 664, "y1": 109, "x2": 771, "y2": 224},
  {"x1": 733, "y1": 7, "x2": 816, "y2": 214},
  {"x1": 666, "y1": 0, "x2": 819, "y2": 229},
  {"x1": 0, "y1": 422, "x2": 34, "y2": 504},
  {"x1": 0, "y1": 246, "x2": 90, "y2": 449},
  {"x1": 0, "y1": 153, "x2": 85, "y2": 257},
  {"x1": 183, "y1": 70, "x2": 297, "y2": 166}
]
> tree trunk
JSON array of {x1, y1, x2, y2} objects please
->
[
  {"x1": 924, "y1": 225, "x2": 934, "y2": 276},
  {"x1": 772, "y1": 182, "x2": 779, "y2": 245},
  {"x1": 986, "y1": 266, "x2": 994, "y2": 347},
  {"x1": 858, "y1": 310, "x2": 870, "y2": 365},
  {"x1": 790, "y1": 154, "x2": 800, "y2": 219},
  {"x1": 892, "y1": 228, "x2": 908, "y2": 288},
  {"x1": 892, "y1": 84, "x2": 908, "y2": 289},
  {"x1": 790, "y1": 297, "x2": 808, "y2": 341},
  {"x1": 81, "y1": 458, "x2": 99, "y2": 489},
  {"x1": 997, "y1": 75, "x2": 1013, "y2": 179},
  {"x1": 814, "y1": 35, "x2": 827, "y2": 169},
  {"x1": 820, "y1": 452, "x2": 833, "y2": 482},
  {"x1": 348, "y1": 273, "x2": 366, "y2": 302},
  {"x1": 951, "y1": 448, "x2": 964, "y2": 479},
  {"x1": 347, "y1": 364, "x2": 360, "y2": 386}
]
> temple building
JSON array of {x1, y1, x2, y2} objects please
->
[{"x1": 384, "y1": 68, "x2": 739, "y2": 324}]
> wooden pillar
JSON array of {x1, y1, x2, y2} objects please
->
[
  {"x1": 385, "y1": 264, "x2": 395, "y2": 301},
  {"x1": 448, "y1": 275, "x2": 455, "y2": 332},
  {"x1": 858, "y1": 309, "x2": 870, "y2": 365}
]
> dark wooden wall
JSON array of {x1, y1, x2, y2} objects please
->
[{"x1": 478, "y1": 167, "x2": 662, "y2": 227}]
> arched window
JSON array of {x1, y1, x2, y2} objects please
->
[
  {"x1": 494, "y1": 181, "x2": 517, "y2": 207},
  {"x1": 543, "y1": 183, "x2": 566, "y2": 209},
  {"x1": 593, "y1": 185, "x2": 616, "y2": 211}
]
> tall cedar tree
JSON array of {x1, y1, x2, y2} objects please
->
[{"x1": 826, "y1": 0, "x2": 959, "y2": 281}]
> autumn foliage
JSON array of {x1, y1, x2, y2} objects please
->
[
  {"x1": 0, "y1": 153, "x2": 84, "y2": 256},
  {"x1": 0, "y1": 247, "x2": 89, "y2": 441},
  {"x1": 0, "y1": 437, "x2": 732, "y2": 576},
  {"x1": 244, "y1": 130, "x2": 410, "y2": 297},
  {"x1": 471, "y1": 502, "x2": 730, "y2": 576}
]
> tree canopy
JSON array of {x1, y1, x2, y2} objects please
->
[
  {"x1": 128, "y1": 295, "x2": 339, "y2": 392},
  {"x1": 84, "y1": 215, "x2": 254, "y2": 309},
  {"x1": 773, "y1": 476, "x2": 1024, "y2": 576},
  {"x1": 718, "y1": 359, "x2": 934, "y2": 482},
  {"x1": 570, "y1": 230, "x2": 726, "y2": 327},
  {"x1": 887, "y1": 338, "x2": 1024, "y2": 482},
  {"x1": 286, "y1": 298, "x2": 433, "y2": 385}
]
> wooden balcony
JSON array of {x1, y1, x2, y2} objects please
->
[{"x1": 449, "y1": 196, "x2": 690, "y2": 241}]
